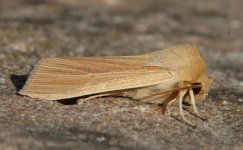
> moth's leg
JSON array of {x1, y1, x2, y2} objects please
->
[
  {"x1": 159, "y1": 98, "x2": 177, "y2": 115},
  {"x1": 155, "y1": 97, "x2": 178, "y2": 115},
  {"x1": 154, "y1": 104, "x2": 169, "y2": 115},
  {"x1": 77, "y1": 90, "x2": 126, "y2": 105},
  {"x1": 179, "y1": 90, "x2": 195, "y2": 126},
  {"x1": 189, "y1": 88, "x2": 208, "y2": 121},
  {"x1": 189, "y1": 88, "x2": 199, "y2": 115},
  {"x1": 168, "y1": 98, "x2": 177, "y2": 105},
  {"x1": 77, "y1": 93, "x2": 112, "y2": 105}
]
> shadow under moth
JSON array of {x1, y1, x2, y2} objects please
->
[{"x1": 19, "y1": 44, "x2": 212, "y2": 126}]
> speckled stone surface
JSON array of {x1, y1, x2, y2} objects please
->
[{"x1": 0, "y1": 0, "x2": 242, "y2": 149}]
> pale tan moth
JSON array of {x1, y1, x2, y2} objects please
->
[{"x1": 19, "y1": 44, "x2": 212, "y2": 125}]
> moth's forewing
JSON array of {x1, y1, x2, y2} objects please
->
[{"x1": 19, "y1": 56, "x2": 175, "y2": 100}]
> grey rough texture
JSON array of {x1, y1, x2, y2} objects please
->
[{"x1": 0, "y1": 0, "x2": 242, "y2": 150}]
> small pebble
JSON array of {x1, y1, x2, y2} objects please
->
[
  {"x1": 96, "y1": 136, "x2": 106, "y2": 142},
  {"x1": 139, "y1": 107, "x2": 147, "y2": 113},
  {"x1": 10, "y1": 42, "x2": 35, "y2": 52},
  {"x1": 0, "y1": 77, "x2": 5, "y2": 84},
  {"x1": 222, "y1": 100, "x2": 228, "y2": 105},
  {"x1": 74, "y1": 45, "x2": 86, "y2": 54},
  {"x1": 134, "y1": 106, "x2": 148, "y2": 113},
  {"x1": 0, "y1": 54, "x2": 5, "y2": 59},
  {"x1": 238, "y1": 98, "x2": 243, "y2": 102}
]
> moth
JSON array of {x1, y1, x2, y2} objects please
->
[{"x1": 19, "y1": 44, "x2": 212, "y2": 125}]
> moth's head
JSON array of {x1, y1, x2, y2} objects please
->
[{"x1": 192, "y1": 75, "x2": 213, "y2": 102}]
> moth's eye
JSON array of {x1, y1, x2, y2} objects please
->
[{"x1": 192, "y1": 82, "x2": 201, "y2": 95}]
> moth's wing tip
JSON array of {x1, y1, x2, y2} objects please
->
[
  {"x1": 18, "y1": 87, "x2": 29, "y2": 96},
  {"x1": 18, "y1": 86, "x2": 34, "y2": 99},
  {"x1": 18, "y1": 83, "x2": 70, "y2": 101},
  {"x1": 18, "y1": 89, "x2": 25, "y2": 95},
  {"x1": 17, "y1": 78, "x2": 29, "y2": 94},
  {"x1": 17, "y1": 80, "x2": 47, "y2": 100},
  {"x1": 18, "y1": 89, "x2": 56, "y2": 101},
  {"x1": 18, "y1": 77, "x2": 33, "y2": 96},
  {"x1": 17, "y1": 59, "x2": 45, "y2": 96}
]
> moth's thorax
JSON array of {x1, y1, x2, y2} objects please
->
[
  {"x1": 177, "y1": 55, "x2": 207, "y2": 81},
  {"x1": 146, "y1": 44, "x2": 207, "y2": 81},
  {"x1": 142, "y1": 44, "x2": 212, "y2": 104}
]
